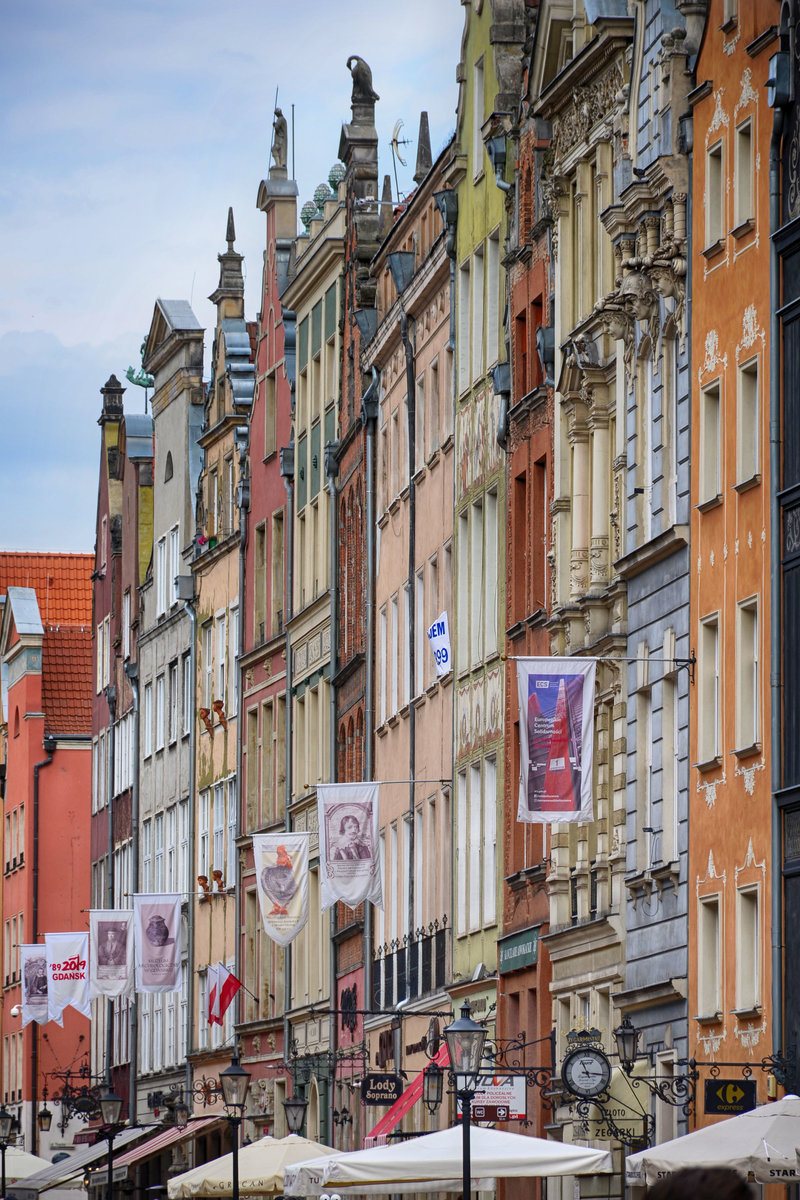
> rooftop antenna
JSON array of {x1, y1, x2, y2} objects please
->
[{"x1": 390, "y1": 118, "x2": 412, "y2": 203}]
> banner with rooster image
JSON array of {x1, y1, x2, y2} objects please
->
[
  {"x1": 46, "y1": 931, "x2": 91, "y2": 1022},
  {"x1": 317, "y1": 782, "x2": 383, "y2": 911},
  {"x1": 133, "y1": 894, "x2": 182, "y2": 993},
  {"x1": 515, "y1": 658, "x2": 596, "y2": 824},
  {"x1": 89, "y1": 909, "x2": 134, "y2": 999},
  {"x1": 20, "y1": 945, "x2": 61, "y2": 1028},
  {"x1": 252, "y1": 833, "x2": 310, "y2": 947}
]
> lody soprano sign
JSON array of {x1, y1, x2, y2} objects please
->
[{"x1": 362, "y1": 1072, "x2": 402, "y2": 1106}]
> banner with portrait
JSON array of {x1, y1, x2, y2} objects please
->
[
  {"x1": 317, "y1": 782, "x2": 383, "y2": 911},
  {"x1": 252, "y1": 833, "x2": 309, "y2": 948},
  {"x1": 133, "y1": 894, "x2": 182, "y2": 993},
  {"x1": 516, "y1": 657, "x2": 596, "y2": 824},
  {"x1": 20, "y1": 945, "x2": 60, "y2": 1028},
  {"x1": 89, "y1": 910, "x2": 134, "y2": 999},
  {"x1": 46, "y1": 932, "x2": 90, "y2": 1022}
]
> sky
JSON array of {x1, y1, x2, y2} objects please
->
[{"x1": 0, "y1": 0, "x2": 465, "y2": 553}]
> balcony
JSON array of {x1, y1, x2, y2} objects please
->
[{"x1": 372, "y1": 918, "x2": 449, "y2": 1008}]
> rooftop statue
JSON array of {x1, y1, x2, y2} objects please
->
[
  {"x1": 346, "y1": 55, "x2": 379, "y2": 104},
  {"x1": 126, "y1": 338, "x2": 154, "y2": 389},
  {"x1": 271, "y1": 107, "x2": 287, "y2": 170}
]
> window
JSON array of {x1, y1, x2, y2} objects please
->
[
  {"x1": 178, "y1": 798, "x2": 189, "y2": 894},
  {"x1": 379, "y1": 605, "x2": 387, "y2": 725},
  {"x1": 209, "y1": 469, "x2": 219, "y2": 538},
  {"x1": 229, "y1": 605, "x2": 239, "y2": 715},
  {"x1": 706, "y1": 141, "x2": 725, "y2": 247},
  {"x1": 155, "y1": 674, "x2": 165, "y2": 751},
  {"x1": 470, "y1": 499, "x2": 483, "y2": 663},
  {"x1": 734, "y1": 119, "x2": 753, "y2": 228},
  {"x1": 457, "y1": 511, "x2": 469, "y2": 671},
  {"x1": 264, "y1": 371, "x2": 277, "y2": 457},
  {"x1": 96, "y1": 622, "x2": 104, "y2": 694},
  {"x1": 202, "y1": 623, "x2": 213, "y2": 709},
  {"x1": 122, "y1": 590, "x2": 131, "y2": 660},
  {"x1": 700, "y1": 381, "x2": 721, "y2": 504},
  {"x1": 224, "y1": 456, "x2": 235, "y2": 537},
  {"x1": 402, "y1": 583, "x2": 410, "y2": 707},
  {"x1": 698, "y1": 894, "x2": 721, "y2": 1015},
  {"x1": 254, "y1": 523, "x2": 266, "y2": 642},
  {"x1": 182, "y1": 654, "x2": 191, "y2": 736},
  {"x1": 737, "y1": 359, "x2": 759, "y2": 482},
  {"x1": 198, "y1": 790, "x2": 210, "y2": 880},
  {"x1": 737, "y1": 599, "x2": 759, "y2": 749},
  {"x1": 227, "y1": 777, "x2": 237, "y2": 886},
  {"x1": 141, "y1": 820, "x2": 152, "y2": 894},
  {"x1": 213, "y1": 783, "x2": 225, "y2": 876},
  {"x1": 736, "y1": 887, "x2": 760, "y2": 1010},
  {"x1": 484, "y1": 489, "x2": 498, "y2": 657},
  {"x1": 456, "y1": 770, "x2": 467, "y2": 936},
  {"x1": 471, "y1": 245, "x2": 484, "y2": 382},
  {"x1": 169, "y1": 525, "x2": 180, "y2": 606},
  {"x1": 157, "y1": 537, "x2": 167, "y2": 615},
  {"x1": 486, "y1": 231, "x2": 500, "y2": 367},
  {"x1": 472, "y1": 57, "x2": 485, "y2": 177},
  {"x1": 458, "y1": 261, "x2": 471, "y2": 395},
  {"x1": 483, "y1": 756, "x2": 497, "y2": 926},
  {"x1": 216, "y1": 614, "x2": 227, "y2": 708},
  {"x1": 660, "y1": 675, "x2": 679, "y2": 865},
  {"x1": 390, "y1": 594, "x2": 399, "y2": 715},
  {"x1": 168, "y1": 662, "x2": 178, "y2": 744},
  {"x1": 272, "y1": 512, "x2": 285, "y2": 636},
  {"x1": 166, "y1": 807, "x2": 176, "y2": 892},
  {"x1": 415, "y1": 374, "x2": 425, "y2": 474},
  {"x1": 143, "y1": 683, "x2": 153, "y2": 757},
  {"x1": 698, "y1": 614, "x2": 720, "y2": 763},
  {"x1": 154, "y1": 812, "x2": 164, "y2": 890},
  {"x1": 415, "y1": 569, "x2": 425, "y2": 694},
  {"x1": 636, "y1": 686, "x2": 653, "y2": 871}
]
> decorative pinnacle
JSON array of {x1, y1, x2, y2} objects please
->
[{"x1": 226, "y1": 206, "x2": 236, "y2": 251}]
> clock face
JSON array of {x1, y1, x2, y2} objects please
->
[{"x1": 561, "y1": 1047, "x2": 612, "y2": 1098}]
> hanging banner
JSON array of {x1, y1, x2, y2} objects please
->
[
  {"x1": 89, "y1": 910, "x2": 134, "y2": 999},
  {"x1": 20, "y1": 945, "x2": 60, "y2": 1028},
  {"x1": 252, "y1": 833, "x2": 310, "y2": 947},
  {"x1": 516, "y1": 657, "x2": 596, "y2": 824},
  {"x1": 46, "y1": 932, "x2": 90, "y2": 1022},
  {"x1": 426, "y1": 611, "x2": 452, "y2": 676},
  {"x1": 317, "y1": 782, "x2": 383, "y2": 911},
  {"x1": 133, "y1": 894, "x2": 182, "y2": 993}
]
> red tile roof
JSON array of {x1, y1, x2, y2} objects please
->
[
  {"x1": 41, "y1": 627, "x2": 93, "y2": 736},
  {"x1": 0, "y1": 552, "x2": 92, "y2": 627}
]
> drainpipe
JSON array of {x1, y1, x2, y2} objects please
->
[
  {"x1": 399, "y1": 308, "x2": 418, "y2": 951},
  {"x1": 32, "y1": 734, "x2": 55, "y2": 1153},
  {"x1": 361, "y1": 369, "x2": 380, "y2": 1006},
  {"x1": 182, "y1": 594, "x2": 198, "y2": 1101},
  {"x1": 124, "y1": 662, "x2": 139, "y2": 1122},
  {"x1": 280, "y1": 443, "x2": 295, "y2": 1086},
  {"x1": 104, "y1": 686, "x2": 116, "y2": 1090},
  {"x1": 235, "y1": 426, "x2": 250, "y2": 1033},
  {"x1": 325, "y1": 441, "x2": 340, "y2": 1140}
]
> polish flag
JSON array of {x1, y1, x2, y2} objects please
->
[
  {"x1": 210, "y1": 963, "x2": 241, "y2": 1024},
  {"x1": 208, "y1": 963, "x2": 220, "y2": 1025}
]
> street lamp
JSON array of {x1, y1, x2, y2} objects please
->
[
  {"x1": 444, "y1": 1003, "x2": 487, "y2": 1200},
  {"x1": 283, "y1": 1095, "x2": 308, "y2": 1135},
  {"x1": 219, "y1": 1056, "x2": 251, "y2": 1200},
  {"x1": 422, "y1": 1062, "x2": 443, "y2": 1115},
  {"x1": 0, "y1": 1105, "x2": 14, "y2": 1200},
  {"x1": 98, "y1": 1089, "x2": 123, "y2": 1200},
  {"x1": 613, "y1": 1015, "x2": 641, "y2": 1076}
]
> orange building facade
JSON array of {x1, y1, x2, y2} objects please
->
[{"x1": 689, "y1": 1, "x2": 779, "y2": 1108}]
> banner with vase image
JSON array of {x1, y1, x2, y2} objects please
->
[
  {"x1": 515, "y1": 657, "x2": 596, "y2": 824},
  {"x1": 89, "y1": 909, "x2": 134, "y2": 998},
  {"x1": 317, "y1": 782, "x2": 383, "y2": 911},
  {"x1": 252, "y1": 833, "x2": 310, "y2": 948},
  {"x1": 20, "y1": 944, "x2": 61, "y2": 1028},
  {"x1": 133, "y1": 894, "x2": 182, "y2": 993}
]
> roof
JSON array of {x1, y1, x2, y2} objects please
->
[
  {"x1": 6, "y1": 587, "x2": 44, "y2": 636},
  {"x1": 12, "y1": 1126, "x2": 146, "y2": 1197},
  {"x1": 124, "y1": 413, "x2": 154, "y2": 461},
  {"x1": 159, "y1": 299, "x2": 202, "y2": 331},
  {"x1": 0, "y1": 552, "x2": 92, "y2": 626},
  {"x1": 41, "y1": 626, "x2": 93, "y2": 736}
]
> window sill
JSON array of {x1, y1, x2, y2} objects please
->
[
  {"x1": 720, "y1": 15, "x2": 737, "y2": 33},
  {"x1": 731, "y1": 1005, "x2": 762, "y2": 1019},
  {"x1": 694, "y1": 1011, "x2": 723, "y2": 1025},
  {"x1": 730, "y1": 218, "x2": 755, "y2": 240},
  {"x1": 702, "y1": 238, "x2": 726, "y2": 261},
  {"x1": 733, "y1": 473, "x2": 760, "y2": 494},
  {"x1": 387, "y1": 714, "x2": 400, "y2": 729},
  {"x1": 695, "y1": 755, "x2": 723, "y2": 773},
  {"x1": 697, "y1": 494, "x2": 723, "y2": 513},
  {"x1": 732, "y1": 742, "x2": 761, "y2": 760}
]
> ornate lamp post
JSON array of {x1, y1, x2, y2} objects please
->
[
  {"x1": 98, "y1": 1089, "x2": 123, "y2": 1200},
  {"x1": 219, "y1": 1056, "x2": 251, "y2": 1200},
  {"x1": 0, "y1": 1104, "x2": 14, "y2": 1199},
  {"x1": 444, "y1": 1003, "x2": 487, "y2": 1200},
  {"x1": 283, "y1": 1095, "x2": 308, "y2": 1136},
  {"x1": 613, "y1": 1015, "x2": 641, "y2": 1076}
]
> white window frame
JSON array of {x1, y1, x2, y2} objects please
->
[
  {"x1": 737, "y1": 358, "x2": 759, "y2": 484},
  {"x1": 155, "y1": 674, "x2": 165, "y2": 752}
]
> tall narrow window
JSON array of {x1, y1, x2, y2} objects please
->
[
  {"x1": 402, "y1": 583, "x2": 410, "y2": 707},
  {"x1": 737, "y1": 599, "x2": 759, "y2": 749},
  {"x1": 272, "y1": 512, "x2": 285, "y2": 636},
  {"x1": 484, "y1": 489, "x2": 498, "y2": 657},
  {"x1": 229, "y1": 605, "x2": 239, "y2": 715},
  {"x1": 458, "y1": 261, "x2": 471, "y2": 395},
  {"x1": 483, "y1": 756, "x2": 497, "y2": 926},
  {"x1": 470, "y1": 499, "x2": 484, "y2": 663},
  {"x1": 415, "y1": 569, "x2": 425, "y2": 694},
  {"x1": 122, "y1": 590, "x2": 131, "y2": 660},
  {"x1": 168, "y1": 661, "x2": 178, "y2": 744},
  {"x1": 472, "y1": 58, "x2": 485, "y2": 177},
  {"x1": 456, "y1": 771, "x2": 467, "y2": 936},
  {"x1": 156, "y1": 537, "x2": 167, "y2": 615},
  {"x1": 155, "y1": 674, "x2": 165, "y2": 752},
  {"x1": 706, "y1": 141, "x2": 725, "y2": 247},
  {"x1": 169, "y1": 525, "x2": 180, "y2": 606},
  {"x1": 698, "y1": 895, "x2": 721, "y2": 1015},
  {"x1": 213, "y1": 783, "x2": 225, "y2": 876},
  {"x1": 144, "y1": 684, "x2": 153, "y2": 757},
  {"x1": 153, "y1": 812, "x2": 164, "y2": 891},
  {"x1": 699, "y1": 614, "x2": 720, "y2": 763},
  {"x1": 486, "y1": 231, "x2": 500, "y2": 367},
  {"x1": 734, "y1": 119, "x2": 753, "y2": 228},
  {"x1": 198, "y1": 790, "x2": 210, "y2": 879},
  {"x1": 390, "y1": 594, "x2": 399, "y2": 715},
  {"x1": 254, "y1": 523, "x2": 266, "y2": 642},
  {"x1": 264, "y1": 371, "x2": 277, "y2": 457},
  {"x1": 415, "y1": 374, "x2": 425, "y2": 475},
  {"x1": 182, "y1": 653, "x2": 191, "y2": 736},
  {"x1": 379, "y1": 605, "x2": 388, "y2": 725},
  {"x1": 660, "y1": 675, "x2": 679, "y2": 865},
  {"x1": 636, "y1": 687, "x2": 653, "y2": 871},
  {"x1": 737, "y1": 359, "x2": 759, "y2": 483},
  {"x1": 471, "y1": 245, "x2": 484, "y2": 382},
  {"x1": 202, "y1": 623, "x2": 213, "y2": 709},
  {"x1": 469, "y1": 762, "x2": 481, "y2": 931},
  {"x1": 216, "y1": 614, "x2": 227, "y2": 707},
  {"x1": 736, "y1": 887, "x2": 760, "y2": 1010},
  {"x1": 457, "y1": 513, "x2": 469, "y2": 671},
  {"x1": 700, "y1": 381, "x2": 722, "y2": 504}
]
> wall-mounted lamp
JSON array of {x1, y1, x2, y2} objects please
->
[
  {"x1": 386, "y1": 251, "x2": 416, "y2": 296},
  {"x1": 613, "y1": 1014, "x2": 641, "y2": 1076},
  {"x1": 485, "y1": 134, "x2": 512, "y2": 193},
  {"x1": 354, "y1": 309, "x2": 378, "y2": 344}
]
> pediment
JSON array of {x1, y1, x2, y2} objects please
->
[
  {"x1": 144, "y1": 302, "x2": 171, "y2": 365},
  {"x1": 528, "y1": 1, "x2": 577, "y2": 105}
]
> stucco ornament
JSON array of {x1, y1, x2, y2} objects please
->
[{"x1": 550, "y1": 63, "x2": 624, "y2": 165}]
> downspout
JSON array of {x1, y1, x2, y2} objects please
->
[
  {"x1": 361, "y1": 368, "x2": 380, "y2": 1010},
  {"x1": 124, "y1": 664, "x2": 139, "y2": 1124},
  {"x1": 32, "y1": 734, "x2": 55, "y2": 1154},
  {"x1": 399, "y1": 309, "x2": 417, "y2": 951},
  {"x1": 325, "y1": 442, "x2": 340, "y2": 1142},
  {"x1": 770, "y1": 98, "x2": 787, "y2": 1055},
  {"x1": 104, "y1": 686, "x2": 116, "y2": 1090},
  {"x1": 182, "y1": 596, "x2": 197, "y2": 1101},
  {"x1": 235, "y1": 426, "x2": 250, "y2": 1033},
  {"x1": 280, "y1": 442, "x2": 295, "y2": 1091}
]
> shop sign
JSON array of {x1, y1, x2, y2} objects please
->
[
  {"x1": 362, "y1": 1072, "x2": 403, "y2": 1105},
  {"x1": 498, "y1": 927, "x2": 539, "y2": 974},
  {"x1": 704, "y1": 1078, "x2": 757, "y2": 1115},
  {"x1": 457, "y1": 1073, "x2": 527, "y2": 1121}
]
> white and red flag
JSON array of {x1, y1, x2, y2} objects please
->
[{"x1": 209, "y1": 962, "x2": 241, "y2": 1025}]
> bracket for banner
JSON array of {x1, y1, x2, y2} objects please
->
[{"x1": 505, "y1": 652, "x2": 696, "y2": 685}]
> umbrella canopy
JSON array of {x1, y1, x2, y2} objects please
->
[
  {"x1": 626, "y1": 1094, "x2": 800, "y2": 1185},
  {"x1": 4, "y1": 1148, "x2": 52, "y2": 1181},
  {"x1": 167, "y1": 1134, "x2": 336, "y2": 1198},
  {"x1": 283, "y1": 1124, "x2": 613, "y2": 1195}
]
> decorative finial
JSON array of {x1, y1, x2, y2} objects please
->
[
  {"x1": 328, "y1": 163, "x2": 346, "y2": 192},
  {"x1": 226, "y1": 207, "x2": 236, "y2": 251}
]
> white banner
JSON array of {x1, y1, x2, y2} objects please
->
[
  {"x1": 317, "y1": 783, "x2": 383, "y2": 911},
  {"x1": 516, "y1": 657, "x2": 596, "y2": 824},
  {"x1": 90, "y1": 910, "x2": 134, "y2": 999},
  {"x1": 253, "y1": 834, "x2": 310, "y2": 947},
  {"x1": 426, "y1": 611, "x2": 452, "y2": 676},
  {"x1": 46, "y1": 932, "x2": 90, "y2": 1021},
  {"x1": 20, "y1": 945, "x2": 59, "y2": 1028},
  {"x1": 133, "y1": 894, "x2": 182, "y2": 993}
]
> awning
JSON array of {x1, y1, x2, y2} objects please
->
[
  {"x1": 114, "y1": 1116, "x2": 223, "y2": 1171},
  {"x1": 364, "y1": 1044, "x2": 450, "y2": 1145},
  {"x1": 13, "y1": 1127, "x2": 146, "y2": 1198}
]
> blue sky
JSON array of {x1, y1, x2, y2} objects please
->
[{"x1": 0, "y1": 0, "x2": 464, "y2": 552}]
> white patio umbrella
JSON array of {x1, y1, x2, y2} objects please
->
[
  {"x1": 167, "y1": 1133, "x2": 336, "y2": 1198},
  {"x1": 4, "y1": 1147, "x2": 51, "y2": 1181},
  {"x1": 283, "y1": 1124, "x2": 613, "y2": 1195},
  {"x1": 626, "y1": 1094, "x2": 800, "y2": 1186}
]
